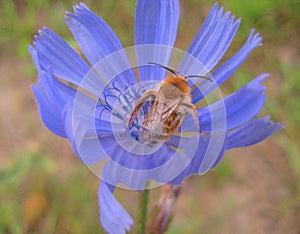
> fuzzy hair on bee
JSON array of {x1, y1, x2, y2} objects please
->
[{"x1": 128, "y1": 62, "x2": 212, "y2": 145}]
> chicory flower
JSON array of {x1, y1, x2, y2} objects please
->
[{"x1": 30, "y1": 1, "x2": 282, "y2": 233}]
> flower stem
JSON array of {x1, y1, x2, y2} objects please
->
[{"x1": 137, "y1": 189, "x2": 149, "y2": 234}]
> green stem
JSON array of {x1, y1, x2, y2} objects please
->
[{"x1": 137, "y1": 189, "x2": 149, "y2": 234}]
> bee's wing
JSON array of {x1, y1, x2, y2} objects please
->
[
  {"x1": 142, "y1": 89, "x2": 183, "y2": 128},
  {"x1": 142, "y1": 88, "x2": 164, "y2": 124},
  {"x1": 161, "y1": 96, "x2": 184, "y2": 121},
  {"x1": 132, "y1": 90, "x2": 157, "y2": 112},
  {"x1": 146, "y1": 88, "x2": 184, "y2": 123}
]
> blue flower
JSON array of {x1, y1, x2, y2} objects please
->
[{"x1": 30, "y1": 1, "x2": 282, "y2": 233}]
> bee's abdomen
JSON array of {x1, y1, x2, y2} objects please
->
[{"x1": 164, "y1": 111, "x2": 182, "y2": 134}]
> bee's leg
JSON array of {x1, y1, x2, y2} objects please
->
[
  {"x1": 182, "y1": 100, "x2": 201, "y2": 133},
  {"x1": 133, "y1": 90, "x2": 157, "y2": 108}
]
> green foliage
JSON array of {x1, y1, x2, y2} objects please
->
[
  {"x1": 281, "y1": 63, "x2": 300, "y2": 132},
  {"x1": 282, "y1": 140, "x2": 300, "y2": 178},
  {"x1": 212, "y1": 0, "x2": 300, "y2": 39},
  {"x1": 0, "y1": 151, "x2": 53, "y2": 234},
  {"x1": 0, "y1": 151, "x2": 106, "y2": 234},
  {"x1": 211, "y1": 158, "x2": 233, "y2": 185},
  {"x1": 231, "y1": 69, "x2": 253, "y2": 90}
]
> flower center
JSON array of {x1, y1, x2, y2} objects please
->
[
  {"x1": 128, "y1": 99, "x2": 169, "y2": 145},
  {"x1": 96, "y1": 80, "x2": 167, "y2": 148}
]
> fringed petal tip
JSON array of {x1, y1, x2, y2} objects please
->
[
  {"x1": 182, "y1": 1, "x2": 242, "y2": 76},
  {"x1": 32, "y1": 27, "x2": 52, "y2": 41},
  {"x1": 63, "y1": 2, "x2": 88, "y2": 16},
  {"x1": 234, "y1": 17, "x2": 241, "y2": 28},
  {"x1": 73, "y1": 2, "x2": 88, "y2": 11},
  {"x1": 198, "y1": 73, "x2": 269, "y2": 132},
  {"x1": 226, "y1": 116, "x2": 283, "y2": 150},
  {"x1": 65, "y1": 2, "x2": 92, "y2": 19},
  {"x1": 218, "y1": 6, "x2": 225, "y2": 15},
  {"x1": 29, "y1": 24, "x2": 90, "y2": 86},
  {"x1": 249, "y1": 73, "x2": 269, "y2": 91},
  {"x1": 263, "y1": 115, "x2": 284, "y2": 130},
  {"x1": 99, "y1": 183, "x2": 134, "y2": 234},
  {"x1": 257, "y1": 72, "x2": 270, "y2": 80},
  {"x1": 250, "y1": 28, "x2": 263, "y2": 46},
  {"x1": 65, "y1": 0, "x2": 129, "y2": 67},
  {"x1": 212, "y1": 2, "x2": 219, "y2": 9}
]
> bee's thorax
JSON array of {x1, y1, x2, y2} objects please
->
[{"x1": 162, "y1": 76, "x2": 190, "y2": 99}]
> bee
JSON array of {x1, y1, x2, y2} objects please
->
[{"x1": 129, "y1": 62, "x2": 212, "y2": 144}]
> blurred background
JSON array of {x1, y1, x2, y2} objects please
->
[{"x1": 0, "y1": 0, "x2": 299, "y2": 233}]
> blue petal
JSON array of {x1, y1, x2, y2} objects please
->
[
  {"x1": 31, "y1": 28, "x2": 90, "y2": 86},
  {"x1": 95, "y1": 119, "x2": 115, "y2": 135},
  {"x1": 66, "y1": 3, "x2": 136, "y2": 91},
  {"x1": 169, "y1": 136, "x2": 210, "y2": 184},
  {"x1": 29, "y1": 44, "x2": 78, "y2": 103},
  {"x1": 66, "y1": 4, "x2": 123, "y2": 64},
  {"x1": 38, "y1": 70, "x2": 64, "y2": 106},
  {"x1": 71, "y1": 94, "x2": 115, "y2": 164},
  {"x1": 52, "y1": 76, "x2": 76, "y2": 102},
  {"x1": 101, "y1": 141, "x2": 190, "y2": 189},
  {"x1": 63, "y1": 100, "x2": 115, "y2": 164},
  {"x1": 226, "y1": 116, "x2": 283, "y2": 149},
  {"x1": 134, "y1": 0, "x2": 180, "y2": 81},
  {"x1": 170, "y1": 134, "x2": 226, "y2": 184},
  {"x1": 192, "y1": 29, "x2": 262, "y2": 102},
  {"x1": 198, "y1": 74, "x2": 268, "y2": 132},
  {"x1": 106, "y1": 143, "x2": 174, "y2": 170},
  {"x1": 99, "y1": 182, "x2": 133, "y2": 234},
  {"x1": 100, "y1": 130, "x2": 200, "y2": 189},
  {"x1": 63, "y1": 103, "x2": 80, "y2": 157},
  {"x1": 134, "y1": 0, "x2": 179, "y2": 46},
  {"x1": 28, "y1": 45, "x2": 41, "y2": 71},
  {"x1": 31, "y1": 70, "x2": 68, "y2": 138},
  {"x1": 180, "y1": 3, "x2": 240, "y2": 75}
]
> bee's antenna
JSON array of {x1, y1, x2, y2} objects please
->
[
  {"x1": 185, "y1": 75, "x2": 213, "y2": 82},
  {"x1": 148, "y1": 62, "x2": 213, "y2": 82},
  {"x1": 148, "y1": 62, "x2": 178, "y2": 76}
]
